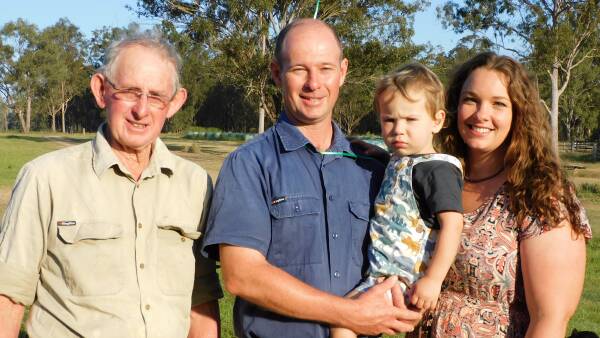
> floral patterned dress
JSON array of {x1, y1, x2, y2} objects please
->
[{"x1": 410, "y1": 184, "x2": 592, "y2": 337}]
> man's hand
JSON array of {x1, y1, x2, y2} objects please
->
[
  {"x1": 341, "y1": 276, "x2": 422, "y2": 336},
  {"x1": 409, "y1": 276, "x2": 442, "y2": 311},
  {"x1": 0, "y1": 295, "x2": 25, "y2": 338},
  {"x1": 221, "y1": 246, "x2": 420, "y2": 336},
  {"x1": 188, "y1": 300, "x2": 220, "y2": 338}
]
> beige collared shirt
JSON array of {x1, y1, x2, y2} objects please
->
[{"x1": 0, "y1": 126, "x2": 222, "y2": 338}]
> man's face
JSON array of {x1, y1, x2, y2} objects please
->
[
  {"x1": 271, "y1": 23, "x2": 348, "y2": 126},
  {"x1": 91, "y1": 45, "x2": 186, "y2": 153}
]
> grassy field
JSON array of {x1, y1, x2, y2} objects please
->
[{"x1": 0, "y1": 134, "x2": 598, "y2": 336}]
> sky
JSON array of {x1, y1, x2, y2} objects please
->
[{"x1": 1, "y1": 0, "x2": 462, "y2": 52}]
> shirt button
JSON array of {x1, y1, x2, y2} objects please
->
[
  {"x1": 332, "y1": 233, "x2": 339, "y2": 239},
  {"x1": 145, "y1": 304, "x2": 150, "y2": 310},
  {"x1": 328, "y1": 195, "x2": 334, "y2": 201},
  {"x1": 333, "y1": 271, "x2": 341, "y2": 278},
  {"x1": 138, "y1": 223, "x2": 143, "y2": 229},
  {"x1": 139, "y1": 263, "x2": 145, "y2": 269},
  {"x1": 180, "y1": 237, "x2": 186, "y2": 242}
]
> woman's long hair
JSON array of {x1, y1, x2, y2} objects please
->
[{"x1": 442, "y1": 52, "x2": 584, "y2": 233}]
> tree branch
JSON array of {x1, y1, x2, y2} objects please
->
[{"x1": 540, "y1": 99, "x2": 551, "y2": 116}]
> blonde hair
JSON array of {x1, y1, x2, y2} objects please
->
[{"x1": 374, "y1": 63, "x2": 445, "y2": 118}]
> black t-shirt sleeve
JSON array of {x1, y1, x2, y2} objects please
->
[{"x1": 412, "y1": 160, "x2": 463, "y2": 229}]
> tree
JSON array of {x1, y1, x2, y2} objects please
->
[
  {"x1": 0, "y1": 19, "x2": 41, "y2": 133},
  {"x1": 36, "y1": 18, "x2": 88, "y2": 132},
  {"x1": 0, "y1": 100, "x2": 7, "y2": 131},
  {"x1": 160, "y1": 21, "x2": 220, "y2": 133},
  {"x1": 88, "y1": 23, "x2": 141, "y2": 68},
  {"x1": 439, "y1": 0, "x2": 600, "y2": 152},
  {"x1": 555, "y1": 57, "x2": 600, "y2": 141},
  {"x1": 336, "y1": 39, "x2": 424, "y2": 134},
  {"x1": 131, "y1": 0, "x2": 428, "y2": 133}
]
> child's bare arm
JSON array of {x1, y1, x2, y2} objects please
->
[{"x1": 410, "y1": 211, "x2": 463, "y2": 310}]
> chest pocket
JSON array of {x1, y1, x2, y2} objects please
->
[
  {"x1": 156, "y1": 220, "x2": 200, "y2": 296},
  {"x1": 269, "y1": 196, "x2": 323, "y2": 266},
  {"x1": 349, "y1": 201, "x2": 370, "y2": 267},
  {"x1": 56, "y1": 221, "x2": 124, "y2": 296}
]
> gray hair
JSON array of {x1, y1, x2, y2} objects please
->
[{"x1": 100, "y1": 29, "x2": 182, "y2": 92}]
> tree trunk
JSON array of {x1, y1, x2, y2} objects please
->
[
  {"x1": 61, "y1": 101, "x2": 66, "y2": 133},
  {"x1": 25, "y1": 95, "x2": 31, "y2": 133},
  {"x1": 258, "y1": 105, "x2": 265, "y2": 134},
  {"x1": 1, "y1": 105, "x2": 7, "y2": 131},
  {"x1": 61, "y1": 81, "x2": 67, "y2": 133},
  {"x1": 258, "y1": 23, "x2": 267, "y2": 134},
  {"x1": 51, "y1": 109, "x2": 56, "y2": 132},
  {"x1": 16, "y1": 108, "x2": 26, "y2": 133},
  {"x1": 550, "y1": 63, "x2": 560, "y2": 154}
]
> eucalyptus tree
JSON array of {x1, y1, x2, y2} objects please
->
[
  {"x1": 36, "y1": 18, "x2": 88, "y2": 132},
  {"x1": 131, "y1": 0, "x2": 428, "y2": 133},
  {"x1": 438, "y1": 0, "x2": 600, "y2": 152},
  {"x1": 0, "y1": 19, "x2": 40, "y2": 132},
  {"x1": 555, "y1": 57, "x2": 600, "y2": 141}
]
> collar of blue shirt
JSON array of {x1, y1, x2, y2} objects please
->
[{"x1": 274, "y1": 112, "x2": 352, "y2": 154}]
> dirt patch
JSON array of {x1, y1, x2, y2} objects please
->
[{"x1": 166, "y1": 139, "x2": 240, "y2": 181}]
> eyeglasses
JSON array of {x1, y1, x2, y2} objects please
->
[{"x1": 104, "y1": 77, "x2": 175, "y2": 110}]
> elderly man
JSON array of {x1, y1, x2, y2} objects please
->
[
  {"x1": 0, "y1": 32, "x2": 222, "y2": 338},
  {"x1": 202, "y1": 19, "x2": 421, "y2": 338}
]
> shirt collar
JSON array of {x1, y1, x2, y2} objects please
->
[
  {"x1": 274, "y1": 112, "x2": 351, "y2": 153},
  {"x1": 92, "y1": 123, "x2": 175, "y2": 178}
]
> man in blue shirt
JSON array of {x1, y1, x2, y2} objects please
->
[{"x1": 202, "y1": 18, "x2": 421, "y2": 337}]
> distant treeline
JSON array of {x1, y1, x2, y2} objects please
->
[{"x1": 1, "y1": 1, "x2": 598, "y2": 145}]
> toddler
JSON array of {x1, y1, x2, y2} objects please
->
[{"x1": 332, "y1": 63, "x2": 464, "y2": 338}]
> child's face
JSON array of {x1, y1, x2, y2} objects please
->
[{"x1": 378, "y1": 88, "x2": 445, "y2": 156}]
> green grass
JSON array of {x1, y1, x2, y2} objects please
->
[
  {"x1": 0, "y1": 136, "x2": 598, "y2": 336},
  {"x1": 0, "y1": 134, "x2": 63, "y2": 187}
]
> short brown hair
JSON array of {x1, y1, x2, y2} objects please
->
[{"x1": 374, "y1": 63, "x2": 445, "y2": 118}]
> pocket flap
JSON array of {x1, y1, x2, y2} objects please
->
[
  {"x1": 269, "y1": 196, "x2": 320, "y2": 219},
  {"x1": 348, "y1": 201, "x2": 370, "y2": 221},
  {"x1": 157, "y1": 222, "x2": 201, "y2": 240},
  {"x1": 58, "y1": 222, "x2": 123, "y2": 244}
]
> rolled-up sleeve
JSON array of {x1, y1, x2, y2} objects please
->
[
  {"x1": 0, "y1": 163, "x2": 47, "y2": 305},
  {"x1": 201, "y1": 150, "x2": 271, "y2": 261}
]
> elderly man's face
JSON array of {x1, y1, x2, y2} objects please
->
[
  {"x1": 91, "y1": 45, "x2": 186, "y2": 153},
  {"x1": 272, "y1": 23, "x2": 348, "y2": 126}
]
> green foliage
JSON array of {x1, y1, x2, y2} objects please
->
[
  {"x1": 556, "y1": 58, "x2": 600, "y2": 141},
  {"x1": 438, "y1": 0, "x2": 600, "y2": 147},
  {"x1": 1, "y1": 18, "x2": 95, "y2": 133},
  {"x1": 132, "y1": 0, "x2": 431, "y2": 132}
]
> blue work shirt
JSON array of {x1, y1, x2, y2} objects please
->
[{"x1": 202, "y1": 114, "x2": 385, "y2": 338}]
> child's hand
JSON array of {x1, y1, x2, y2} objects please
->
[{"x1": 409, "y1": 276, "x2": 442, "y2": 311}]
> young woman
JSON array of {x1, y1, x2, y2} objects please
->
[{"x1": 412, "y1": 52, "x2": 592, "y2": 337}]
